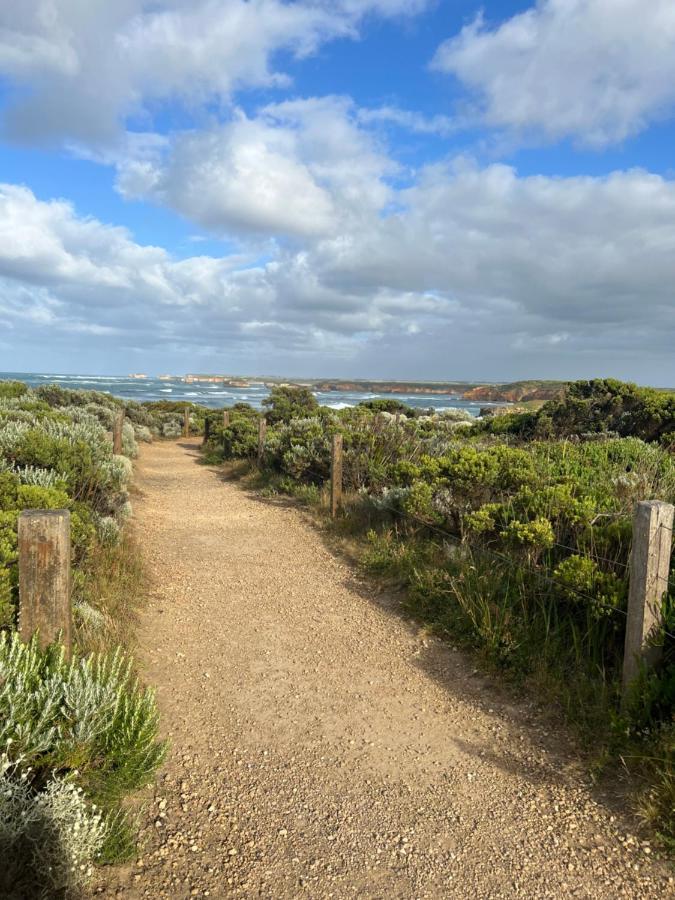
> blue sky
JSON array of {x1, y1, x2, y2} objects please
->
[{"x1": 1, "y1": 1, "x2": 675, "y2": 383}]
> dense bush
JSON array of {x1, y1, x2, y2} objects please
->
[
  {"x1": 358, "y1": 398, "x2": 416, "y2": 416},
  {"x1": 0, "y1": 633, "x2": 166, "y2": 893},
  {"x1": 0, "y1": 403, "x2": 137, "y2": 630},
  {"x1": 139, "y1": 399, "x2": 208, "y2": 436},
  {"x1": 0, "y1": 380, "x2": 30, "y2": 400},
  {"x1": 0, "y1": 380, "x2": 163, "y2": 644},
  {"x1": 263, "y1": 384, "x2": 319, "y2": 424},
  {"x1": 202, "y1": 404, "x2": 260, "y2": 461},
  {"x1": 223, "y1": 414, "x2": 259, "y2": 458},
  {"x1": 480, "y1": 379, "x2": 675, "y2": 444}
]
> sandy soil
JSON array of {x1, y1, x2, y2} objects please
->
[{"x1": 91, "y1": 439, "x2": 672, "y2": 899}]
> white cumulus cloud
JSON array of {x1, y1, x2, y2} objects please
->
[
  {"x1": 115, "y1": 97, "x2": 396, "y2": 238},
  {"x1": 0, "y1": 0, "x2": 429, "y2": 146},
  {"x1": 433, "y1": 0, "x2": 675, "y2": 146}
]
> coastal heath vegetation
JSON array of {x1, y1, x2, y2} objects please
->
[
  {"x1": 0, "y1": 379, "x2": 175, "y2": 894},
  {"x1": 204, "y1": 380, "x2": 675, "y2": 849}
]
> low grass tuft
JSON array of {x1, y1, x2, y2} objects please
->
[{"x1": 73, "y1": 528, "x2": 146, "y2": 654}]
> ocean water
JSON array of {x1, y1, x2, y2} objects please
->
[{"x1": 0, "y1": 372, "x2": 497, "y2": 416}]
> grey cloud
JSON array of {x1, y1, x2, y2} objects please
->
[{"x1": 2, "y1": 150, "x2": 675, "y2": 382}]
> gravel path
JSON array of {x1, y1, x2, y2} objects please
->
[{"x1": 92, "y1": 439, "x2": 672, "y2": 899}]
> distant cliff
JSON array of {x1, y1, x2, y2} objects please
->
[
  {"x1": 310, "y1": 379, "x2": 566, "y2": 402},
  {"x1": 180, "y1": 374, "x2": 567, "y2": 403},
  {"x1": 184, "y1": 375, "x2": 251, "y2": 387},
  {"x1": 311, "y1": 381, "x2": 470, "y2": 396},
  {"x1": 462, "y1": 381, "x2": 565, "y2": 403}
]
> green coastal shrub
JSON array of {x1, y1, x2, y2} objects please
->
[
  {"x1": 0, "y1": 383, "x2": 152, "y2": 658},
  {"x1": 133, "y1": 424, "x2": 153, "y2": 443},
  {"x1": 0, "y1": 633, "x2": 166, "y2": 874},
  {"x1": 274, "y1": 417, "x2": 331, "y2": 481},
  {"x1": 121, "y1": 421, "x2": 138, "y2": 458},
  {"x1": 263, "y1": 385, "x2": 319, "y2": 424},
  {"x1": 160, "y1": 417, "x2": 181, "y2": 438},
  {"x1": 479, "y1": 379, "x2": 675, "y2": 443},
  {"x1": 358, "y1": 398, "x2": 415, "y2": 416},
  {"x1": 222, "y1": 416, "x2": 259, "y2": 459},
  {"x1": 0, "y1": 380, "x2": 29, "y2": 400}
]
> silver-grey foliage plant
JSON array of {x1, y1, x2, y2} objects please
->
[{"x1": 0, "y1": 760, "x2": 107, "y2": 896}]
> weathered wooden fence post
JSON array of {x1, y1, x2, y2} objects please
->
[
  {"x1": 622, "y1": 500, "x2": 674, "y2": 702},
  {"x1": 183, "y1": 407, "x2": 190, "y2": 438},
  {"x1": 113, "y1": 408, "x2": 124, "y2": 455},
  {"x1": 257, "y1": 417, "x2": 267, "y2": 465},
  {"x1": 18, "y1": 510, "x2": 72, "y2": 658},
  {"x1": 331, "y1": 433, "x2": 343, "y2": 519},
  {"x1": 222, "y1": 411, "x2": 230, "y2": 453},
  {"x1": 203, "y1": 416, "x2": 211, "y2": 446}
]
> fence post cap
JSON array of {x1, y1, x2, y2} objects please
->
[
  {"x1": 636, "y1": 499, "x2": 674, "y2": 510},
  {"x1": 19, "y1": 508, "x2": 71, "y2": 520}
]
